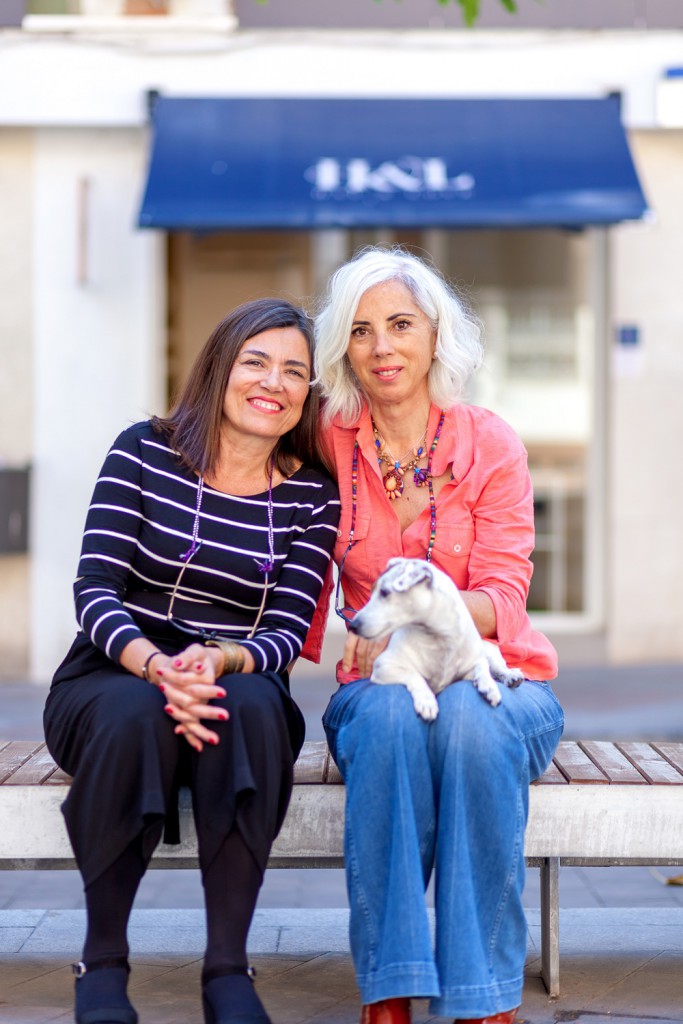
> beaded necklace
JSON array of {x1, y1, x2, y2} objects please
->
[
  {"x1": 348, "y1": 409, "x2": 446, "y2": 565},
  {"x1": 372, "y1": 418, "x2": 428, "y2": 500}
]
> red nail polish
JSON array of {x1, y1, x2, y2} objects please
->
[
  {"x1": 218, "y1": 712, "x2": 228, "y2": 721},
  {"x1": 216, "y1": 689, "x2": 226, "y2": 698},
  {"x1": 209, "y1": 736, "x2": 219, "y2": 745},
  {"x1": 174, "y1": 659, "x2": 182, "y2": 667},
  {"x1": 158, "y1": 683, "x2": 166, "y2": 693},
  {"x1": 164, "y1": 705, "x2": 173, "y2": 714},
  {"x1": 195, "y1": 662, "x2": 203, "y2": 671}
]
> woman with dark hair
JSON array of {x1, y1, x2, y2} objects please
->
[
  {"x1": 43, "y1": 298, "x2": 340, "y2": 1024},
  {"x1": 313, "y1": 248, "x2": 564, "y2": 1024}
]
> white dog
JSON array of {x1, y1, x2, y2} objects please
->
[{"x1": 348, "y1": 557, "x2": 524, "y2": 721}]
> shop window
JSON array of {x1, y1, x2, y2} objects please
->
[
  {"x1": 527, "y1": 458, "x2": 586, "y2": 613},
  {"x1": 503, "y1": 300, "x2": 580, "y2": 382},
  {"x1": 441, "y1": 229, "x2": 597, "y2": 622}
]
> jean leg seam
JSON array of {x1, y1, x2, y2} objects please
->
[
  {"x1": 337, "y1": 727, "x2": 378, "y2": 976},
  {"x1": 524, "y1": 716, "x2": 565, "y2": 740},
  {"x1": 486, "y1": 748, "x2": 526, "y2": 976},
  {"x1": 346, "y1": 818, "x2": 378, "y2": 973}
]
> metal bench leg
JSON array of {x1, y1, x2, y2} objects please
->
[{"x1": 539, "y1": 856, "x2": 560, "y2": 997}]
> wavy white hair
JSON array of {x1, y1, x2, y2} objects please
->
[{"x1": 315, "y1": 246, "x2": 484, "y2": 424}]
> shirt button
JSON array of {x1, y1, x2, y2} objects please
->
[{"x1": 453, "y1": 544, "x2": 462, "y2": 552}]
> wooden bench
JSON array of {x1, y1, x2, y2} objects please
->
[{"x1": 1, "y1": 738, "x2": 683, "y2": 997}]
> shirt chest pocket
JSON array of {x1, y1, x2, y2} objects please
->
[{"x1": 432, "y1": 521, "x2": 475, "y2": 590}]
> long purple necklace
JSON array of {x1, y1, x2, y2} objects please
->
[
  {"x1": 172, "y1": 461, "x2": 276, "y2": 635},
  {"x1": 255, "y1": 459, "x2": 276, "y2": 574},
  {"x1": 349, "y1": 410, "x2": 446, "y2": 563}
]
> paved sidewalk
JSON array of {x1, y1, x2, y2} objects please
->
[{"x1": 1, "y1": 907, "x2": 683, "y2": 1023}]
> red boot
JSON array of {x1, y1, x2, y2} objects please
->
[
  {"x1": 454, "y1": 1009, "x2": 519, "y2": 1024},
  {"x1": 360, "y1": 998, "x2": 412, "y2": 1024}
]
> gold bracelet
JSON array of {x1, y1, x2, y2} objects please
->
[{"x1": 206, "y1": 640, "x2": 245, "y2": 676}]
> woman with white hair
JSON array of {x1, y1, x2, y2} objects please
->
[{"x1": 313, "y1": 247, "x2": 564, "y2": 1024}]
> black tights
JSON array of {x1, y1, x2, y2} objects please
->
[
  {"x1": 83, "y1": 834, "x2": 146, "y2": 964},
  {"x1": 83, "y1": 827, "x2": 262, "y2": 981},
  {"x1": 202, "y1": 827, "x2": 263, "y2": 982}
]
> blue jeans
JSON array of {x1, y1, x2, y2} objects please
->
[{"x1": 323, "y1": 677, "x2": 564, "y2": 1018}]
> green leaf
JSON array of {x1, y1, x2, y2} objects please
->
[{"x1": 456, "y1": 0, "x2": 480, "y2": 25}]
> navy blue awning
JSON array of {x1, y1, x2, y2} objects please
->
[{"x1": 138, "y1": 96, "x2": 648, "y2": 230}]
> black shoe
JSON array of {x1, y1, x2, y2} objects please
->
[
  {"x1": 202, "y1": 969, "x2": 270, "y2": 1024},
  {"x1": 72, "y1": 960, "x2": 138, "y2": 1024}
]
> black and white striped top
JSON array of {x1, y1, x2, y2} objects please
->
[{"x1": 74, "y1": 421, "x2": 340, "y2": 674}]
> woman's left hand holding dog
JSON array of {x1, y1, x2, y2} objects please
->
[
  {"x1": 342, "y1": 632, "x2": 389, "y2": 679},
  {"x1": 156, "y1": 644, "x2": 231, "y2": 753}
]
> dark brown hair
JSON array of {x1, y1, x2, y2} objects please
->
[{"x1": 153, "y1": 298, "x2": 322, "y2": 477}]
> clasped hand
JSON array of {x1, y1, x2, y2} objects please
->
[{"x1": 155, "y1": 643, "x2": 227, "y2": 753}]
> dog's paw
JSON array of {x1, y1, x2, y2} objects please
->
[
  {"x1": 413, "y1": 691, "x2": 439, "y2": 721},
  {"x1": 473, "y1": 678, "x2": 502, "y2": 707},
  {"x1": 482, "y1": 642, "x2": 523, "y2": 689},
  {"x1": 499, "y1": 667, "x2": 524, "y2": 689}
]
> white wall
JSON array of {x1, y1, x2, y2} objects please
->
[
  {"x1": 29, "y1": 127, "x2": 165, "y2": 681},
  {"x1": 609, "y1": 129, "x2": 683, "y2": 661},
  {"x1": 0, "y1": 129, "x2": 33, "y2": 676},
  {"x1": 1, "y1": 30, "x2": 682, "y2": 129}
]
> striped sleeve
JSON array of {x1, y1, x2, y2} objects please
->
[
  {"x1": 239, "y1": 478, "x2": 340, "y2": 673},
  {"x1": 73, "y1": 426, "x2": 147, "y2": 661}
]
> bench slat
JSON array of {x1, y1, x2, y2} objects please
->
[
  {"x1": 323, "y1": 749, "x2": 343, "y2": 785},
  {"x1": 552, "y1": 741, "x2": 609, "y2": 783},
  {"x1": 533, "y1": 760, "x2": 567, "y2": 785},
  {"x1": 292, "y1": 741, "x2": 327, "y2": 784},
  {"x1": 617, "y1": 742, "x2": 683, "y2": 784},
  {"x1": 579, "y1": 740, "x2": 648, "y2": 784},
  {"x1": 652, "y1": 742, "x2": 683, "y2": 776},
  {"x1": 4, "y1": 745, "x2": 62, "y2": 785},
  {"x1": 0, "y1": 741, "x2": 46, "y2": 784}
]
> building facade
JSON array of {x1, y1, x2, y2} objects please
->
[{"x1": 1, "y1": 2, "x2": 682, "y2": 680}]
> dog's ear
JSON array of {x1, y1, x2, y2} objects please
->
[{"x1": 390, "y1": 562, "x2": 434, "y2": 593}]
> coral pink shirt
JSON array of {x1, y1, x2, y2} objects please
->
[{"x1": 301, "y1": 402, "x2": 557, "y2": 684}]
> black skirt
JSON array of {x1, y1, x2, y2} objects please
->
[{"x1": 44, "y1": 632, "x2": 305, "y2": 887}]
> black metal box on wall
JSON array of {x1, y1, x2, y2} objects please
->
[{"x1": 0, "y1": 467, "x2": 30, "y2": 554}]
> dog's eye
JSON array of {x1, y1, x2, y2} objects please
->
[{"x1": 379, "y1": 585, "x2": 391, "y2": 598}]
